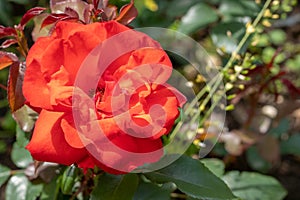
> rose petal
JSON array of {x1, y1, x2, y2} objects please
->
[
  {"x1": 61, "y1": 114, "x2": 84, "y2": 148},
  {"x1": 23, "y1": 59, "x2": 52, "y2": 110},
  {"x1": 26, "y1": 110, "x2": 87, "y2": 165}
]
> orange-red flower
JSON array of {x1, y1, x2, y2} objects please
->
[{"x1": 23, "y1": 21, "x2": 184, "y2": 173}]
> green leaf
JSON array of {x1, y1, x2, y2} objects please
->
[
  {"x1": 280, "y1": 134, "x2": 300, "y2": 156},
  {"x1": 0, "y1": 1, "x2": 13, "y2": 26},
  {"x1": 223, "y1": 171, "x2": 287, "y2": 200},
  {"x1": 269, "y1": 118, "x2": 289, "y2": 138},
  {"x1": 201, "y1": 158, "x2": 225, "y2": 178},
  {"x1": 26, "y1": 183, "x2": 44, "y2": 200},
  {"x1": 133, "y1": 182, "x2": 171, "y2": 200},
  {"x1": 166, "y1": 0, "x2": 197, "y2": 18},
  {"x1": 178, "y1": 3, "x2": 218, "y2": 35},
  {"x1": 90, "y1": 173, "x2": 139, "y2": 200},
  {"x1": 6, "y1": 175, "x2": 29, "y2": 200},
  {"x1": 145, "y1": 155, "x2": 236, "y2": 199},
  {"x1": 0, "y1": 164, "x2": 11, "y2": 187},
  {"x1": 1, "y1": 112, "x2": 16, "y2": 132},
  {"x1": 40, "y1": 175, "x2": 60, "y2": 200},
  {"x1": 246, "y1": 147, "x2": 271, "y2": 173},
  {"x1": 0, "y1": 140, "x2": 7, "y2": 153},
  {"x1": 6, "y1": 174, "x2": 43, "y2": 200},
  {"x1": 7, "y1": 0, "x2": 31, "y2": 5},
  {"x1": 11, "y1": 142, "x2": 33, "y2": 168},
  {"x1": 12, "y1": 105, "x2": 37, "y2": 132},
  {"x1": 211, "y1": 22, "x2": 246, "y2": 53},
  {"x1": 16, "y1": 125, "x2": 29, "y2": 148},
  {"x1": 219, "y1": 0, "x2": 260, "y2": 18}
]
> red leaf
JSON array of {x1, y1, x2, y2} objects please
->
[
  {"x1": 1, "y1": 39, "x2": 18, "y2": 49},
  {"x1": 104, "y1": 5, "x2": 117, "y2": 20},
  {"x1": 0, "y1": 26, "x2": 17, "y2": 39},
  {"x1": 281, "y1": 78, "x2": 300, "y2": 98},
  {"x1": 7, "y1": 62, "x2": 26, "y2": 112},
  {"x1": 41, "y1": 14, "x2": 76, "y2": 28},
  {"x1": 115, "y1": 0, "x2": 138, "y2": 25},
  {"x1": 20, "y1": 7, "x2": 46, "y2": 28},
  {"x1": 93, "y1": 0, "x2": 100, "y2": 9},
  {"x1": 83, "y1": 5, "x2": 93, "y2": 23},
  {"x1": 98, "y1": 0, "x2": 109, "y2": 9},
  {"x1": 0, "y1": 51, "x2": 18, "y2": 70},
  {"x1": 64, "y1": 7, "x2": 79, "y2": 19}
]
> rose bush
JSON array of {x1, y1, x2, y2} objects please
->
[{"x1": 23, "y1": 20, "x2": 185, "y2": 173}]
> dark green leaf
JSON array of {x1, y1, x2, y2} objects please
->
[
  {"x1": 223, "y1": 171, "x2": 287, "y2": 200},
  {"x1": 7, "y1": 0, "x2": 31, "y2": 5},
  {"x1": 269, "y1": 118, "x2": 289, "y2": 138},
  {"x1": 178, "y1": 3, "x2": 218, "y2": 35},
  {"x1": 6, "y1": 174, "x2": 29, "y2": 200},
  {"x1": 246, "y1": 147, "x2": 271, "y2": 173},
  {"x1": 90, "y1": 173, "x2": 139, "y2": 200},
  {"x1": 0, "y1": 164, "x2": 11, "y2": 187},
  {"x1": 201, "y1": 158, "x2": 225, "y2": 177},
  {"x1": 6, "y1": 174, "x2": 43, "y2": 200},
  {"x1": 0, "y1": 140, "x2": 7, "y2": 153},
  {"x1": 166, "y1": 0, "x2": 197, "y2": 18},
  {"x1": 280, "y1": 134, "x2": 300, "y2": 156},
  {"x1": 11, "y1": 142, "x2": 33, "y2": 168},
  {"x1": 133, "y1": 182, "x2": 171, "y2": 200},
  {"x1": 0, "y1": 1, "x2": 13, "y2": 26},
  {"x1": 26, "y1": 183, "x2": 44, "y2": 200},
  {"x1": 145, "y1": 155, "x2": 236, "y2": 199},
  {"x1": 219, "y1": 0, "x2": 260, "y2": 18},
  {"x1": 211, "y1": 22, "x2": 246, "y2": 53},
  {"x1": 1, "y1": 111, "x2": 16, "y2": 132},
  {"x1": 40, "y1": 176, "x2": 59, "y2": 200},
  {"x1": 16, "y1": 125, "x2": 29, "y2": 148}
]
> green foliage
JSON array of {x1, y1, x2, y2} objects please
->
[
  {"x1": 133, "y1": 182, "x2": 172, "y2": 200},
  {"x1": 246, "y1": 146, "x2": 272, "y2": 173},
  {"x1": 218, "y1": 0, "x2": 260, "y2": 19},
  {"x1": 269, "y1": 118, "x2": 290, "y2": 138},
  {"x1": 178, "y1": 3, "x2": 218, "y2": 35},
  {"x1": 11, "y1": 142, "x2": 33, "y2": 168},
  {"x1": 5, "y1": 174, "x2": 43, "y2": 200},
  {"x1": 40, "y1": 177, "x2": 60, "y2": 200},
  {"x1": 200, "y1": 158, "x2": 225, "y2": 178},
  {"x1": 145, "y1": 156, "x2": 236, "y2": 199},
  {"x1": 91, "y1": 173, "x2": 139, "y2": 200},
  {"x1": 223, "y1": 171, "x2": 287, "y2": 200},
  {"x1": 280, "y1": 134, "x2": 300, "y2": 156},
  {"x1": 61, "y1": 165, "x2": 79, "y2": 195},
  {"x1": 0, "y1": 164, "x2": 10, "y2": 187},
  {"x1": 211, "y1": 22, "x2": 246, "y2": 53}
]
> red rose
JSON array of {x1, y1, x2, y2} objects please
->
[{"x1": 23, "y1": 21, "x2": 185, "y2": 173}]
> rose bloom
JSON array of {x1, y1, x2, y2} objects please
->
[{"x1": 23, "y1": 20, "x2": 184, "y2": 174}]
